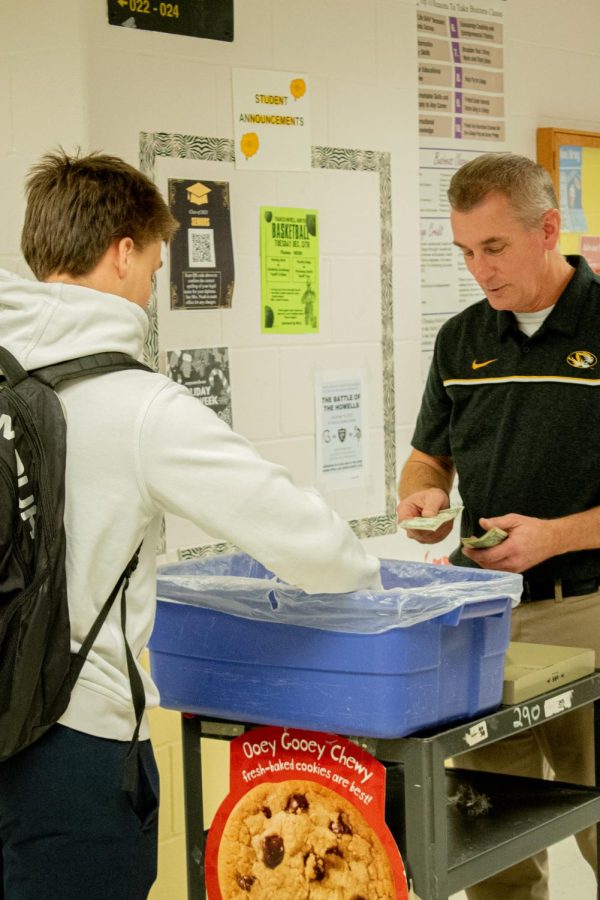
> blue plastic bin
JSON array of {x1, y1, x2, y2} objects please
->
[{"x1": 148, "y1": 554, "x2": 518, "y2": 738}]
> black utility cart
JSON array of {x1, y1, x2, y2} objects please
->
[{"x1": 178, "y1": 671, "x2": 600, "y2": 899}]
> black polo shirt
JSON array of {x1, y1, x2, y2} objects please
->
[{"x1": 413, "y1": 255, "x2": 600, "y2": 582}]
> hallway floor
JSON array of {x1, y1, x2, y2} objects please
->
[{"x1": 450, "y1": 836, "x2": 596, "y2": 898}]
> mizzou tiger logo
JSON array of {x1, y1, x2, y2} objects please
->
[{"x1": 567, "y1": 350, "x2": 597, "y2": 369}]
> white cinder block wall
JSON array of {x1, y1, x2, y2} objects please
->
[
  {"x1": 3, "y1": 2, "x2": 600, "y2": 558},
  {"x1": 3, "y1": 2, "x2": 600, "y2": 896},
  {"x1": 0, "y1": 2, "x2": 89, "y2": 277}
]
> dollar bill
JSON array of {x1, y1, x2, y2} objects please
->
[
  {"x1": 461, "y1": 527, "x2": 508, "y2": 549},
  {"x1": 399, "y1": 505, "x2": 463, "y2": 531}
]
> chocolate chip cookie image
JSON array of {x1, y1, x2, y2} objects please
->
[{"x1": 216, "y1": 779, "x2": 396, "y2": 898}]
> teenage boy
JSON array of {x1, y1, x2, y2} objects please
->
[{"x1": 0, "y1": 150, "x2": 381, "y2": 900}]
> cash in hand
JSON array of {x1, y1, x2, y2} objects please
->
[
  {"x1": 399, "y1": 505, "x2": 463, "y2": 531},
  {"x1": 461, "y1": 527, "x2": 508, "y2": 549}
]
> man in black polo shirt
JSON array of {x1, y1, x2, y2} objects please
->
[{"x1": 398, "y1": 153, "x2": 600, "y2": 900}]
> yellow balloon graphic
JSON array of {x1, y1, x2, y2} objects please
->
[
  {"x1": 290, "y1": 78, "x2": 306, "y2": 101},
  {"x1": 240, "y1": 132, "x2": 259, "y2": 160}
]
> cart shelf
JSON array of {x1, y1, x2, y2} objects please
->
[{"x1": 179, "y1": 671, "x2": 600, "y2": 899}]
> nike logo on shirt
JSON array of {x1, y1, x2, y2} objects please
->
[{"x1": 471, "y1": 358, "x2": 499, "y2": 370}]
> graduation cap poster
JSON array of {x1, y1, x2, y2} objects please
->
[{"x1": 168, "y1": 179, "x2": 235, "y2": 310}]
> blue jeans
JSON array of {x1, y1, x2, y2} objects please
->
[{"x1": 0, "y1": 725, "x2": 158, "y2": 899}]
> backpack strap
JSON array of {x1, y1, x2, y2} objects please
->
[
  {"x1": 70, "y1": 544, "x2": 146, "y2": 792},
  {"x1": 120, "y1": 570, "x2": 148, "y2": 793},
  {"x1": 31, "y1": 352, "x2": 152, "y2": 388},
  {"x1": 0, "y1": 346, "x2": 28, "y2": 387},
  {"x1": 69, "y1": 546, "x2": 142, "y2": 683},
  {"x1": 0, "y1": 347, "x2": 152, "y2": 389}
]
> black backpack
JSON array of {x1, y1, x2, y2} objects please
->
[{"x1": 0, "y1": 347, "x2": 150, "y2": 788}]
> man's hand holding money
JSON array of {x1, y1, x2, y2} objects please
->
[
  {"x1": 397, "y1": 488, "x2": 459, "y2": 544},
  {"x1": 461, "y1": 514, "x2": 560, "y2": 573},
  {"x1": 461, "y1": 527, "x2": 508, "y2": 549}
]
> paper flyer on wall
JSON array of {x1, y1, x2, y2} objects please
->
[
  {"x1": 559, "y1": 146, "x2": 588, "y2": 234},
  {"x1": 166, "y1": 347, "x2": 232, "y2": 426},
  {"x1": 232, "y1": 67, "x2": 311, "y2": 171},
  {"x1": 204, "y1": 725, "x2": 409, "y2": 899},
  {"x1": 416, "y1": 1, "x2": 509, "y2": 374},
  {"x1": 315, "y1": 370, "x2": 367, "y2": 489},
  {"x1": 555, "y1": 144, "x2": 600, "y2": 272},
  {"x1": 419, "y1": 147, "x2": 487, "y2": 371},
  {"x1": 260, "y1": 206, "x2": 319, "y2": 334},
  {"x1": 168, "y1": 179, "x2": 235, "y2": 310},
  {"x1": 417, "y1": 0, "x2": 507, "y2": 147}
]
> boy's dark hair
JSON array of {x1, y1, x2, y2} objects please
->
[{"x1": 21, "y1": 149, "x2": 179, "y2": 280}]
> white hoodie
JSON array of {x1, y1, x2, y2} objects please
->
[{"x1": 0, "y1": 269, "x2": 381, "y2": 741}]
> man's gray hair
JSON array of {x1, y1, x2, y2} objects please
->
[{"x1": 447, "y1": 153, "x2": 558, "y2": 228}]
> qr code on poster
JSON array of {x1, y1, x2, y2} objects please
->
[{"x1": 188, "y1": 228, "x2": 216, "y2": 268}]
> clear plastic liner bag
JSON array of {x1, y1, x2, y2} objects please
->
[{"x1": 156, "y1": 552, "x2": 522, "y2": 635}]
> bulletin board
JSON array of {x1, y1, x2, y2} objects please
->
[
  {"x1": 537, "y1": 127, "x2": 600, "y2": 272},
  {"x1": 139, "y1": 132, "x2": 396, "y2": 559}
]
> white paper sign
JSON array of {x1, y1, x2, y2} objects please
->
[
  {"x1": 232, "y1": 68, "x2": 311, "y2": 171},
  {"x1": 315, "y1": 371, "x2": 367, "y2": 489},
  {"x1": 544, "y1": 691, "x2": 574, "y2": 719},
  {"x1": 463, "y1": 720, "x2": 489, "y2": 747}
]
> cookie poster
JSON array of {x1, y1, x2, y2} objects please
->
[
  {"x1": 205, "y1": 726, "x2": 408, "y2": 899},
  {"x1": 168, "y1": 178, "x2": 235, "y2": 310}
]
